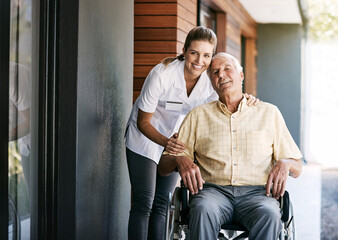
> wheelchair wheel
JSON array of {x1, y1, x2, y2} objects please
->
[
  {"x1": 284, "y1": 206, "x2": 296, "y2": 240},
  {"x1": 167, "y1": 187, "x2": 182, "y2": 240},
  {"x1": 279, "y1": 197, "x2": 296, "y2": 240},
  {"x1": 167, "y1": 187, "x2": 192, "y2": 240}
]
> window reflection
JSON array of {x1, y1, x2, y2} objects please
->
[{"x1": 8, "y1": 0, "x2": 32, "y2": 239}]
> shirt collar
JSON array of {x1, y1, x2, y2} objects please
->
[
  {"x1": 217, "y1": 94, "x2": 249, "y2": 115},
  {"x1": 173, "y1": 59, "x2": 208, "y2": 99},
  {"x1": 173, "y1": 60, "x2": 186, "y2": 90}
]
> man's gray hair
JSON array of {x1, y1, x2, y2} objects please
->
[{"x1": 207, "y1": 52, "x2": 243, "y2": 78}]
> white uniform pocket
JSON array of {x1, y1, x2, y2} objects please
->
[{"x1": 165, "y1": 101, "x2": 183, "y2": 112}]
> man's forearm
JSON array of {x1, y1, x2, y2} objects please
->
[
  {"x1": 287, "y1": 158, "x2": 303, "y2": 178},
  {"x1": 158, "y1": 154, "x2": 178, "y2": 176}
]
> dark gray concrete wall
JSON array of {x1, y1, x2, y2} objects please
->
[
  {"x1": 257, "y1": 24, "x2": 302, "y2": 147},
  {"x1": 76, "y1": 0, "x2": 133, "y2": 239}
]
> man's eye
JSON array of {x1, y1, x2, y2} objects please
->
[
  {"x1": 204, "y1": 54, "x2": 211, "y2": 58},
  {"x1": 213, "y1": 71, "x2": 219, "y2": 75}
]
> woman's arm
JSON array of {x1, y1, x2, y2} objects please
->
[
  {"x1": 244, "y1": 93, "x2": 260, "y2": 106},
  {"x1": 137, "y1": 109, "x2": 185, "y2": 154},
  {"x1": 9, "y1": 108, "x2": 30, "y2": 141}
]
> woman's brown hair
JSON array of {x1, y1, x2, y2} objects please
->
[{"x1": 162, "y1": 26, "x2": 217, "y2": 66}]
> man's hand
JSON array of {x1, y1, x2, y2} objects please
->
[
  {"x1": 265, "y1": 159, "x2": 291, "y2": 199},
  {"x1": 176, "y1": 156, "x2": 205, "y2": 195}
]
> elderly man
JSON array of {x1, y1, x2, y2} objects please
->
[{"x1": 158, "y1": 52, "x2": 303, "y2": 240}]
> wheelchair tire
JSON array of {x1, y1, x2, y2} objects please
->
[
  {"x1": 279, "y1": 195, "x2": 296, "y2": 240},
  {"x1": 167, "y1": 187, "x2": 183, "y2": 240}
]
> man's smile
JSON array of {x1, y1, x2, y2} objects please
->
[{"x1": 220, "y1": 79, "x2": 231, "y2": 85}]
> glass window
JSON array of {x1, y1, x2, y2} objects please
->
[
  {"x1": 198, "y1": 2, "x2": 216, "y2": 33},
  {"x1": 8, "y1": 0, "x2": 33, "y2": 239}
]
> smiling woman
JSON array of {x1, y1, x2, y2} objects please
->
[
  {"x1": 182, "y1": 40, "x2": 214, "y2": 95},
  {"x1": 125, "y1": 26, "x2": 219, "y2": 240}
]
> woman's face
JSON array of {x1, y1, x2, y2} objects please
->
[{"x1": 183, "y1": 40, "x2": 214, "y2": 80}]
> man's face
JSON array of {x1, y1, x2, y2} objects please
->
[{"x1": 209, "y1": 57, "x2": 244, "y2": 97}]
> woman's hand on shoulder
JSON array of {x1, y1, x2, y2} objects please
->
[
  {"x1": 165, "y1": 133, "x2": 185, "y2": 154},
  {"x1": 244, "y1": 93, "x2": 261, "y2": 106}
]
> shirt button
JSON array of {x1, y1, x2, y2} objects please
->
[
  {"x1": 234, "y1": 163, "x2": 237, "y2": 166},
  {"x1": 232, "y1": 130, "x2": 236, "y2": 133},
  {"x1": 233, "y1": 146, "x2": 237, "y2": 150},
  {"x1": 232, "y1": 180, "x2": 236, "y2": 184},
  {"x1": 232, "y1": 116, "x2": 235, "y2": 119}
]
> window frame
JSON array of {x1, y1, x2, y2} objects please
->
[{"x1": 0, "y1": 0, "x2": 10, "y2": 238}]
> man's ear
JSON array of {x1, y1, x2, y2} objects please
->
[{"x1": 240, "y1": 72, "x2": 244, "y2": 81}]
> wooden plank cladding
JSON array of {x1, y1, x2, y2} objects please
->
[
  {"x1": 133, "y1": 0, "x2": 198, "y2": 101},
  {"x1": 135, "y1": 28, "x2": 177, "y2": 41},
  {"x1": 135, "y1": 41, "x2": 177, "y2": 53},
  {"x1": 135, "y1": 16, "x2": 177, "y2": 28},
  {"x1": 135, "y1": 3, "x2": 177, "y2": 15},
  {"x1": 177, "y1": 0, "x2": 197, "y2": 17},
  {"x1": 177, "y1": 4, "x2": 196, "y2": 25},
  {"x1": 244, "y1": 38, "x2": 257, "y2": 95},
  {"x1": 134, "y1": 53, "x2": 175, "y2": 66},
  {"x1": 202, "y1": 0, "x2": 257, "y2": 96},
  {"x1": 135, "y1": 0, "x2": 176, "y2": 2},
  {"x1": 208, "y1": 0, "x2": 256, "y2": 37},
  {"x1": 134, "y1": 66, "x2": 154, "y2": 78}
]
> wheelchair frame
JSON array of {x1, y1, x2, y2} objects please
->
[{"x1": 166, "y1": 183, "x2": 296, "y2": 240}]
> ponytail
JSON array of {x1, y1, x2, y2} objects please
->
[{"x1": 161, "y1": 54, "x2": 185, "y2": 66}]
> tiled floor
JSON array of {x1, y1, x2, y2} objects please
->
[{"x1": 286, "y1": 163, "x2": 321, "y2": 240}]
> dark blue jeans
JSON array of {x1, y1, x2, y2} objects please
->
[{"x1": 126, "y1": 148, "x2": 179, "y2": 240}]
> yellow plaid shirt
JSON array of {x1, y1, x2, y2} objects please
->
[{"x1": 172, "y1": 96, "x2": 303, "y2": 186}]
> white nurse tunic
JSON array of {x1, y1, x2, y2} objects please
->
[{"x1": 125, "y1": 59, "x2": 218, "y2": 164}]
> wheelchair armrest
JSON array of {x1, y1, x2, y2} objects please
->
[{"x1": 279, "y1": 190, "x2": 290, "y2": 223}]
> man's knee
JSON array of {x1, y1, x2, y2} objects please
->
[
  {"x1": 259, "y1": 204, "x2": 281, "y2": 222},
  {"x1": 248, "y1": 204, "x2": 282, "y2": 239},
  {"x1": 250, "y1": 203, "x2": 282, "y2": 234},
  {"x1": 190, "y1": 198, "x2": 222, "y2": 224}
]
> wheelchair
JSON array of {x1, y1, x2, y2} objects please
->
[{"x1": 166, "y1": 181, "x2": 296, "y2": 240}]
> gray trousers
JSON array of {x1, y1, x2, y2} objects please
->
[
  {"x1": 189, "y1": 183, "x2": 282, "y2": 240},
  {"x1": 126, "y1": 148, "x2": 179, "y2": 240}
]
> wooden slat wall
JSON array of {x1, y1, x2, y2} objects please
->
[
  {"x1": 244, "y1": 38, "x2": 257, "y2": 95},
  {"x1": 134, "y1": 0, "x2": 197, "y2": 102},
  {"x1": 226, "y1": 14, "x2": 241, "y2": 60},
  {"x1": 203, "y1": 0, "x2": 257, "y2": 94},
  {"x1": 134, "y1": 0, "x2": 257, "y2": 101},
  {"x1": 216, "y1": 12, "x2": 226, "y2": 52}
]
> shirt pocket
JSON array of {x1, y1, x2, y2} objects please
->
[{"x1": 246, "y1": 131, "x2": 273, "y2": 160}]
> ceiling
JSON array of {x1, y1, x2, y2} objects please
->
[{"x1": 239, "y1": 0, "x2": 303, "y2": 24}]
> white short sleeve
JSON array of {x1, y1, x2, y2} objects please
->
[{"x1": 137, "y1": 65, "x2": 164, "y2": 113}]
